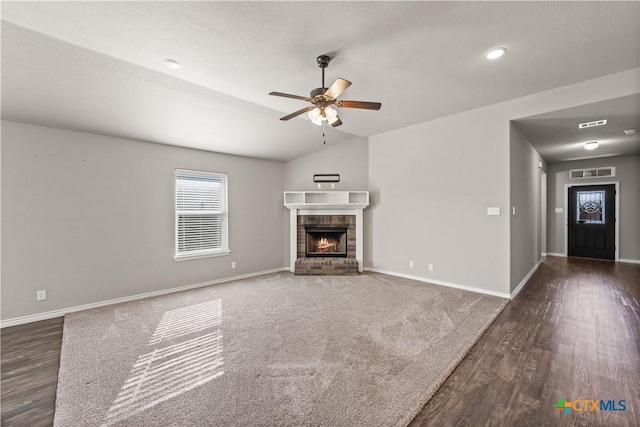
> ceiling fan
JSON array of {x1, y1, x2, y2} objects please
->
[{"x1": 269, "y1": 55, "x2": 381, "y2": 127}]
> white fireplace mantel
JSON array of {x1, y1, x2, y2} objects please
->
[{"x1": 284, "y1": 191, "x2": 369, "y2": 272}]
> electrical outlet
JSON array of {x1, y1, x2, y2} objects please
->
[
  {"x1": 409, "y1": 260, "x2": 414, "y2": 268},
  {"x1": 331, "y1": 183, "x2": 335, "y2": 189},
  {"x1": 231, "y1": 262, "x2": 237, "y2": 269},
  {"x1": 428, "y1": 264, "x2": 434, "y2": 272},
  {"x1": 36, "y1": 290, "x2": 47, "y2": 301},
  {"x1": 317, "y1": 183, "x2": 322, "y2": 189}
]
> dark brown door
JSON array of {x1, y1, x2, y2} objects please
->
[{"x1": 568, "y1": 184, "x2": 615, "y2": 260}]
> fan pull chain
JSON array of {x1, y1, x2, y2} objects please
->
[{"x1": 322, "y1": 122, "x2": 326, "y2": 145}]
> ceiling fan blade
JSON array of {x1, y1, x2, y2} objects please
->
[
  {"x1": 324, "y1": 78, "x2": 352, "y2": 99},
  {"x1": 280, "y1": 106, "x2": 314, "y2": 121},
  {"x1": 331, "y1": 116, "x2": 343, "y2": 128},
  {"x1": 336, "y1": 100, "x2": 381, "y2": 110},
  {"x1": 269, "y1": 92, "x2": 311, "y2": 102}
]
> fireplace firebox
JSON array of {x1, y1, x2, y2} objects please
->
[{"x1": 305, "y1": 226, "x2": 347, "y2": 258}]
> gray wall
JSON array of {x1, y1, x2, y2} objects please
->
[
  {"x1": 368, "y1": 69, "x2": 638, "y2": 296},
  {"x1": 547, "y1": 155, "x2": 640, "y2": 261},
  {"x1": 3, "y1": 69, "x2": 637, "y2": 320},
  {"x1": 1, "y1": 121, "x2": 285, "y2": 321},
  {"x1": 283, "y1": 136, "x2": 369, "y2": 191},
  {"x1": 368, "y1": 110, "x2": 511, "y2": 294},
  {"x1": 510, "y1": 124, "x2": 546, "y2": 292},
  {"x1": 282, "y1": 136, "x2": 370, "y2": 268}
]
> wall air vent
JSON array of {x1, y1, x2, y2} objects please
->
[
  {"x1": 578, "y1": 119, "x2": 607, "y2": 129},
  {"x1": 569, "y1": 167, "x2": 615, "y2": 179}
]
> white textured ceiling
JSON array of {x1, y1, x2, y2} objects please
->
[
  {"x1": 514, "y1": 95, "x2": 640, "y2": 164},
  {"x1": 1, "y1": 1, "x2": 639, "y2": 161}
]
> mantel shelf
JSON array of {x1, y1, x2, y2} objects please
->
[
  {"x1": 284, "y1": 191, "x2": 369, "y2": 210},
  {"x1": 284, "y1": 203, "x2": 369, "y2": 210}
]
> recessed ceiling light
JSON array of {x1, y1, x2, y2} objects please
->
[
  {"x1": 163, "y1": 59, "x2": 182, "y2": 69},
  {"x1": 486, "y1": 47, "x2": 506, "y2": 59},
  {"x1": 584, "y1": 141, "x2": 599, "y2": 150},
  {"x1": 578, "y1": 119, "x2": 607, "y2": 129},
  {"x1": 624, "y1": 128, "x2": 638, "y2": 135}
]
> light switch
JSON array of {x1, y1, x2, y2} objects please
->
[{"x1": 487, "y1": 207, "x2": 501, "y2": 216}]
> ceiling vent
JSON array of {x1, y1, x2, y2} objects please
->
[
  {"x1": 578, "y1": 119, "x2": 607, "y2": 129},
  {"x1": 569, "y1": 167, "x2": 615, "y2": 179}
]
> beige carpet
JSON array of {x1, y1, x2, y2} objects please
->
[{"x1": 54, "y1": 272, "x2": 507, "y2": 426}]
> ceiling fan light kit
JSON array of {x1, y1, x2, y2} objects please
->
[
  {"x1": 269, "y1": 55, "x2": 381, "y2": 128},
  {"x1": 308, "y1": 105, "x2": 339, "y2": 126}
]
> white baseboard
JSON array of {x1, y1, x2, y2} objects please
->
[
  {"x1": 0, "y1": 267, "x2": 289, "y2": 328},
  {"x1": 541, "y1": 252, "x2": 548, "y2": 257},
  {"x1": 510, "y1": 259, "x2": 543, "y2": 300},
  {"x1": 546, "y1": 252, "x2": 566, "y2": 257},
  {"x1": 364, "y1": 268, "x2": 511, "y2": 299}
]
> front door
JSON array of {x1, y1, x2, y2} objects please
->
[{"x1": 568, "y1": 184, "x2": 615, "y2": 260}]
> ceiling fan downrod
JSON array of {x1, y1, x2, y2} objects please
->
[{"x1": 316, "y1": 55, "x2": 331, "y2": 91}]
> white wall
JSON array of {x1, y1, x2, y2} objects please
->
[
  {"x1": 368, "y1": 68, "x2": 639, "y2": 296},
  {"x1": 547, "y1": 155, "x2": 640, "y2": 261},
  {"x1": 510, "y1": 124, "x2": 546, "y2": 292},
  {"x1": 1, "y1": 121, "x2": 285, "y2": 321}
]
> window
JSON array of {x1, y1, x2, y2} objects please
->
[
  {"x1": 575, "y1": 190, "x2": 605, "y2": 225},
  {"x1": 175, "y1": 169, "x2": 228, "y2": 260}
]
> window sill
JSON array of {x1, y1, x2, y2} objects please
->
[{"x1": 174, "y1": 250, "x2": 231, "y2": 262}]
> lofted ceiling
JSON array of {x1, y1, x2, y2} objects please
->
[{"x1": 1, "y1": 1, "x2": 639, "y2": 162}]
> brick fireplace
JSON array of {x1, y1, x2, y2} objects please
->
[
  {"x1": 295, "y1": 215, "x2": 357, "y2": 275},
  {"x1": 284, "y1": 191, "x2": 369, "y2": 275}
]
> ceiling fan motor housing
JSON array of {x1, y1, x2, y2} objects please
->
[
  {"x1": 310, "y1": 87, "x2": 329, "y2": 99},
  {"x1": 309, "y1": 88, "x2": 335, "y2": 110}
]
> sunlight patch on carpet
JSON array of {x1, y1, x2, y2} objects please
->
[
  {"x1": 149, "y1": 299, "x2": 222, "y2": 345},
  {"x1": 104, "y1": 299, "x2": 224, "y2": 425}
]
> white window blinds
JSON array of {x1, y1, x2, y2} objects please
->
[{"x1": 175, "y1": 169, "x2": 228, "y2": 259}]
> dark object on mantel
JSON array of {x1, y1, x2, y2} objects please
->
[{"x1": 313, "y1": 174, "x2": 340, "y2": 183}]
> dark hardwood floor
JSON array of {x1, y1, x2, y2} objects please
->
[
  {"x1": 1, "y1": 257, "x2": 638, "y2": 426},
  {"x1": 1, "y1": 317, "x2": 63, "y2": 427},
  {"x1": 411, "y1": 257, "x2": 640, "y2": 427}
]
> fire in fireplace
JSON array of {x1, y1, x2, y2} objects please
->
[{"x1": 305, "y1": 226, "x2": 347, "y2": 258}]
